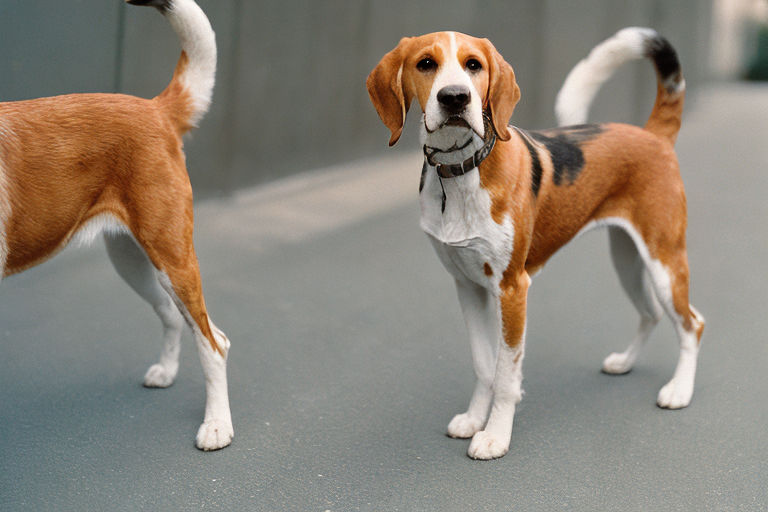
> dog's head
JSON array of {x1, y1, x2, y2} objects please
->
[{"x1": 367, "y1": 31, "x2": 520, "y2": 147}]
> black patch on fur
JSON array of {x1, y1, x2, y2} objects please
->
[
  {"x1": 419, "y1": 161, "x2": 427, "y2": 193},
  {"x1": 528, "y1": 124, "x2": 603, "y2": 186},
  {"x1": 514, "y1": 128, "x2": 543, "y2": 197},
  {"x1": 126, "y1": 0, "x2": 170, "y2": 13},
  {"x1": 644, "y1": 35, "x2": 682, "y2": 86}
]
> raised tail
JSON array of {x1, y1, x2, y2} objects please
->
[
  {"x1": 127, "y1": 0, "x2": 217, "y2": 134},
  {"x1": 555, "y1": 27, "x2": 685, "y2": 144}
]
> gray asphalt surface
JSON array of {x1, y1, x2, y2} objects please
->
[{"x1": 1, "y1": 83, "x2": 767, "y2": 511}]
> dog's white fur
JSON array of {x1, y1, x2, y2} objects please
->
[
  {"x1": 70, "y1": 214, "x2": 128, "y2": 248},
  {"x1": 556, "y1": 27, "x2": 663, "y2": 125},
  {"x1": 165, "y1": 0, "x2": 217, "y2": 125}
]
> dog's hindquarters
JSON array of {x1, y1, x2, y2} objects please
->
[{"x1": 557, "y1": 28, "x2": 703, "y2": 408}]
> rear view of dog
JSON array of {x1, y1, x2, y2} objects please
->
[{"x1": 0, "y1": 0, "x2": 232, "y2": 450}]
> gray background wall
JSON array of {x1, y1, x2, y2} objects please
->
[{"x1": 0, "y1": 0, "x2": 712, "y2": 197}]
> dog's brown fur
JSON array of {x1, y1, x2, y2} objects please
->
[{"x1": 0, "y1": 51, "x2": 222, "y2": 354}]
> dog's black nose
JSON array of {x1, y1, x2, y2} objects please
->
[{"x1": 437, "y1": 85, "x2": 470, "y2": 113}]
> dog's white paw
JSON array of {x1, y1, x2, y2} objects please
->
[
  {"x1": 447, "y1": 413, "x2": 484, "y2": 439},
  {"x1": 196, "y1": 419, "x2": 233, "y2": 451},
  {"x1": 601, "y1": 352, "x2": 634, "y2": 375},
  {"x1": 656, "y1": 378, "x2": 693, "y2": 409},
  {"x1": 467, "y1": 430, "x2": 510, "y2": 460},
  {"x1": 143, "y1": 364, "x2": 177, "y2": 388}
]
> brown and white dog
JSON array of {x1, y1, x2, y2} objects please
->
[
  {"x1": 0, "y1": 0, "x2": 232, "y2": 450},
  {"x1": 367, "y1": 28, "x2": 704, "y2": 459}
]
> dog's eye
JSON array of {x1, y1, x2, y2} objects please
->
[
  {"x1": 465, "y1": 59, "x2": 482, "y2": 72},
  {"x1": 417, "y1": 58, "x2": 437, "y2": 72}
]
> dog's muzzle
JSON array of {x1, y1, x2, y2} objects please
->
[{"x1": 424, "y1": 112, "x2": 497, "y2": 179}]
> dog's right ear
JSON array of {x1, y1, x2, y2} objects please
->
[{"x1": 367, "y1": 38, "x2": 412, "y2": 146}]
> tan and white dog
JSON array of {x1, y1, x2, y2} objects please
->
[
  {"x1": 367, "y1": 28, "x2": 704, "y2": 459},
  {"x1": 0, "y1": 0, "x2": 232, "y2": 450}
]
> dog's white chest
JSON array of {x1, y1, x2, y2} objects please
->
[{"x1": 419, "y1": 165, "x2": 514, "y2": 291}]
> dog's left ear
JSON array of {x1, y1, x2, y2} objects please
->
[
  {"x1": 482, "y1": 39, "x2": 520, "y2": 141},
  {"x1": 367, "y1": 38, "x2": 412, "y2": 146}
]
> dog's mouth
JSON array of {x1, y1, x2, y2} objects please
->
[
  {"x1": 442, "y1": 116, "x2": 472, "y2": 129},
  {"x1": 426, "y1": 115, "x2": 475, "y2": 134}
]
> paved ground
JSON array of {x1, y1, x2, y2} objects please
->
[{"x1": 1, "y1": 83, "x2": 767, "y2": 511}]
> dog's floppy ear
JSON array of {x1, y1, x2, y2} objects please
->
[
  {"x1": 367, "y1": 38, "x2": 412, "y2": 146},
  {"x1": 482, "y1": 39, "x2": 520, "y2": 142}
]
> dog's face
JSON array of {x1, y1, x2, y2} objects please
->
[{"x1": 367, "y1": 31, "x2": 520, "y2": 147}]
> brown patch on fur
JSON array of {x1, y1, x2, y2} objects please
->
[
  {"x1": 474, "y1": 38, "x2": 519, "y2": 141},
  {"x1": 477, "y1": 134, "x2": 531, "y2": 226},
  {"x1": 693, "y1": 313, "x2": 705, "y2": 343},
  {"x1": 686, "y1": 304, "x2": 705, "y2": 344},
  {"x1": 366, "y1": 38, "x2": 412, "y2": 146},
  {"x1": 644, "y1": 82, "x2": 685, "y2": 145},
  {"x1": 483, "y1": 263, "x2": 493, "y2": 276},
  {"x1": 500, "y1": 272, "x2": 529, "y2": 348}
]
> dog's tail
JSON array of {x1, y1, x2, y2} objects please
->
[
  {"x1": 555, "y1": 27, "x2": 685, "y2": 144},
  {"x1": 127, "y1": 0, "x2": 216, "y2": 134}
]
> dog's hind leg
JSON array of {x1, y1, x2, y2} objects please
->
[
  {"x1": 447, "y1": 278, "x2": 499, "y2": 439},
  {"x1": 105, "y1": 233, "x2": 185, "y2": 388},
  {"x1": 602, "y1": 227, "x2": 662, "y2": 374},
  {"x1": 129, "y1": 185, "x2": 232, "y2": 450},
  {"x1": 152, "y1": 248, "x2": 232, "y2": 450},
  {"x1": 644, "y1": 248, "x2": 704, "y2": 409}
]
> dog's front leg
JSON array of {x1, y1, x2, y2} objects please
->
[
  {"x1": 467, "y1": 271, "x2": 529, "y2": 460},
  {"x1": 447, "y1": 278, "x2": 499, "y2": 438}
]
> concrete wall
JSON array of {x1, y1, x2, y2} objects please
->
[{"x1": 0, "y1": 0, "x2": 712, "y2": 197}]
